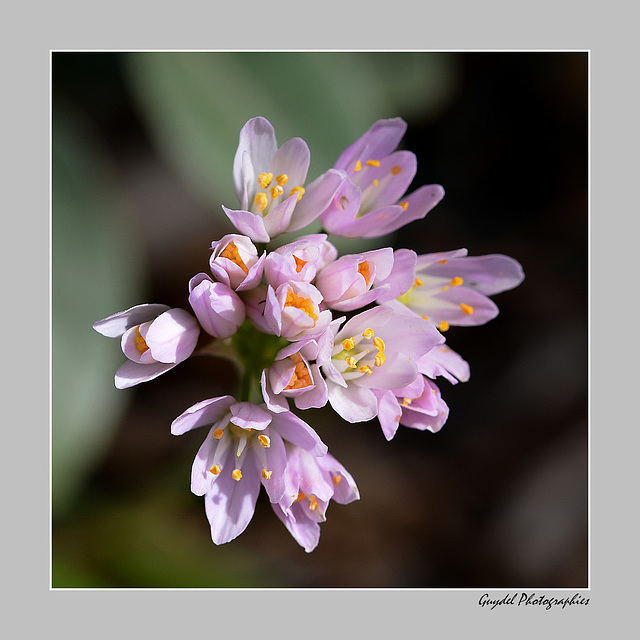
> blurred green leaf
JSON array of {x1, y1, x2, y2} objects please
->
[
  {"x1": 52, "y1": 104, "x2": 144, "y2": 517},
  {"x1": 124, "y1": 52, "x2": 457, "y2": 217}
]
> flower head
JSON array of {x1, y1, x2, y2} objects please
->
[
  {"x1": 319, "y1": 118, "x2": 445, "y2": 238},
  {"x1": 224, "y1": 117, "x2": 345, "y2": 242},
  {"x1": 93, "y1": 304, "x2": 199, "y2": 389}
]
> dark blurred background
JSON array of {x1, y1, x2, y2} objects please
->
[{"x1": 51, "y1": 51, "x2": 587, "y2": 588}]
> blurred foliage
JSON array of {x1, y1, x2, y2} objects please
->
[
  {"x1": 125, "y1": 52, "x2": 457, "y2": 208},
  {"x1": 51, "y1": 105, "x2": 143, "y2": 516}
]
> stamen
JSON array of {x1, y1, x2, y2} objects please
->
[
  {"x1": 212, "y1": 428, "x2": 224, "y2": 439},
  {"x1": 401, "y1": 398, "x2": 412, "y2": 406},
  {"x1": 342, "y1": 337, "x2": 356, "y2": 351},
  {"x1": 437, "y1": 259, "x2": 448, "y2": 264},
  {"x1": 209, "y1": 464, "x2": 221, "y2": 475},
  {"x1": 308, "y1": 495, "x2": 318, "y2": 511},
  {"x1": 219, "y1": 240, "x2": 249, "y2": 274},
  {"x1": 373, "y1": 336, "x2": 385, "y2": 352},
  {"x1": 284, "y1": 352, "x2": 313, "y2": 390},
  {"x1": 374, "y1": 353, "x2": 386, "y2": 367},
  {"x1": 366, "y1": 159, "x2": 380, "y2": 167},
  {"x1": 293, "y1": 255, "x2": 307, "y2": 273},
  {"x1": 284, "y1": 289, "x2": 318, "y2": 323},
  {"x1": 391, "y1": 165, "x2": 402, "y2": 175},
  {"x1": 414, "y1": 277, "x2": 423, "y2": 287},
  {"x1": 290, "y1": 186, "x2": 305, "y2": 201},
  {"x1": 450, "y1": 276, "x2": 464, "y2": 287},
  {"x1": 333, "y1": 474, "x2": 342, "y2": 485},
  {"x1": 258, "y1": 435, "x2": 271, "y2": 448},
  {"x1": 362, "y1": 328, "x2": 374, "y2": 339},
  {"x1": 439, "y1": 321, "x2": 450, "y2": 332},
  {"x1": 399, "y1": 201, "x2": 409, "y2": 211},
  {"x1": 271, "y1": 185, "x2": 284, "y2": 199},
  {"x1": 231, "y1": 469, "x2": 242, "y2": 481},
  {"x1": 460, "y1": 303, "x2": 475, "y2": 315},
  {"x1": 421, "y1": 316, "x2": 430, "y2": 321},
  {"x1": 275, "y1": 173, "x2": 289, "y2": 186},
  {"x1": 443, "y1": 285, "x2": 450, "y2": 291},
  {"x1": 258, "y1": 172, "x2": 273, "y2": 188},
  {"x1": 357, "y1": 261, "x2": 371, "y2": 285},
  {"x1": 358, "y1": 365, "x2": 373, "y2": 376},
  {"x1": 354, "y1": 160, "x2": 362, "y2": 172},
  {"x1": 295, "y1": 492, "x2": 306, "y2": 502},
  {"x1": 372, "y1": 179, "x2": 379, "y2": 186},
  {"x1": 254, "y1": 192, "x2": 268, "y2": 212},
  {"x1": 346, "y1": 357, "x2": 358, "y2": 368},
  {"x1": 134, "y1": 327, "x2": 149, "y2": 354},
  {"x1": 262, "y1": 469, "x2": 272, "y2": 480}
]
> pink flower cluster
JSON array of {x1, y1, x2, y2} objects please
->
[{"x1": 93, "y1": 117, "x2": 524, "y2": 552}]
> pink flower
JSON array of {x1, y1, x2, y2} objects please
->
[
  {"x1": 319, "y1": 118, "x2": 445, "y2": 238},
  {"x1": 321, "y1": 305, "x2": 442, "y2": 423},
  {"x1": 260, "y1": 331, "x2": 336, "y2": 413},
  {"x1": 93, "y1": 304, "x2": 200, "y2": 389},
  {"x1": 374, "y1": 374, "x2": 450, "y2": 441},
  {"x1": 171, "y1": 396, "x2": 328, "y2": 546},
  {"x1": 188, "y1": 273, "x2": 246, "y2": 339},
  {"x1": 263, "y1": 233, "x2": 337, "y2": 290},
  {"x1": 272, "y1": 445, "x2": 359, "y2": 553},
  {"x1": 314, "y1": 247, "x2": 394, "y2": 311},
  {"x1": 263, "y1": 280, "x2": 332, "y2": 341},
  {"x1": 223, "y1": 117, "x2": 345, "y2": 242},
  {"x1": 209, "y1": 234, "x2": 266, "y2": 291},
  {"x1": 382, "y1": 248, "x2": 525, "y2": 329}
]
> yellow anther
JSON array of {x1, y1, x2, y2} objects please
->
[
  {"x1": 354, "y1": 159, "x2": 362, "y2": 172},
  {"x1": 439, "y1": 321, "x2": 450, "y2": 332},
  {"x1": 271, "y1": 185, "x2": 284, "y2": 199},
  {"x1": 258, "y1": 172, "x2": 273, "y2": 188},
  {"x1": 254, "y1": 192, "x2": 269, "y2": 212},
  {"x1": 284, "y1": 352, "x2": 313, "y2": 390},
  {"x1": 293, "y1": 255, "x2": 307, "y2": 273},
  {"x1": 437, "y1": 259, "x2": 448, "y2": 264},
  {"x1": 373, "y1": 336, "x2": 385, "y2": 352},
  {"x1": 358, "y1": 365, "x2": 373, "y2": 376},
  {"x1": 295, "y1": 492, "x2": 306, "y2": 502},
  {"x1": 414, "y1": 277, "x2": 424, "y2": 287},
  {"x1": 308, "y1": 495, "x2": 318, "y2": 511},
  {"x1": 219, "y1": 240, "x2": 249, "y2": 274},
  {"x1": 372, "y1": 179, "x2": 379, "y2": 186},
  {"x1": 262, "y1": 469, "x2": 272, "y2": 480},
  {"x1": 460, "y1": 303, "x2": 474, "y2": 315},
  {"x1": 212, "y1": 428, "x2": 224, "y2": 440},
  {"x1": 285, "y1": 289, "x2": 317, "y2": 324},
  {"x1": 399, "y1": 201, "x2": 409, "y2": 211},
  {"x1": 342, "y1": 337, "x2": 356, "y2": 351},
  {"x1": 374, "y1": 353, "x2": 386, "y2": 367},
  {"x1": 357, "y1": 260, "x2": 372, "y2": 285},
  {"x1": 391, "y1": 165, "x2": 402, "y2": 175},
  {"x1": 333, "y1": 474, "x2": 342, "y2": 486},
  {"x1": 421, "y1": 316, "x2": 430, "y2": 321},
  {"x1": 401, "y1": 397, "x2": 412, "y2": 406},
  {"x1": 443, "y1": 285, "x2": 450, "y2": 291},
  {"x1": 134, "y1": 326, "x2": 149, "y2": 354},
  {"x1": 362, "y1": 328, "x2": 375, "y2": 339},
  {"x1": 232, "y1": 469, "x2": 242, "y2": 481},
  {"x1": 346, "y1": 356, "x2": 358, "y2": 369},
  {"x1": 275, "y1": 173, "x2": 289, "y2": 186},
  {"x1": 366, "y1": 159, "x2": 380, "y2": 167},
  {"x1": 290, "y1": 186, "x2": 305, "y2": 201},
  {"x1": 258, "y1": 434, "x2": 271, "y2": 448},
  {"x1": 450, "y1": 276, "x2": 464, "y2": 287},
  {"x1": 209, "y1": 464, "x2": 221, "y2": 475}
]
